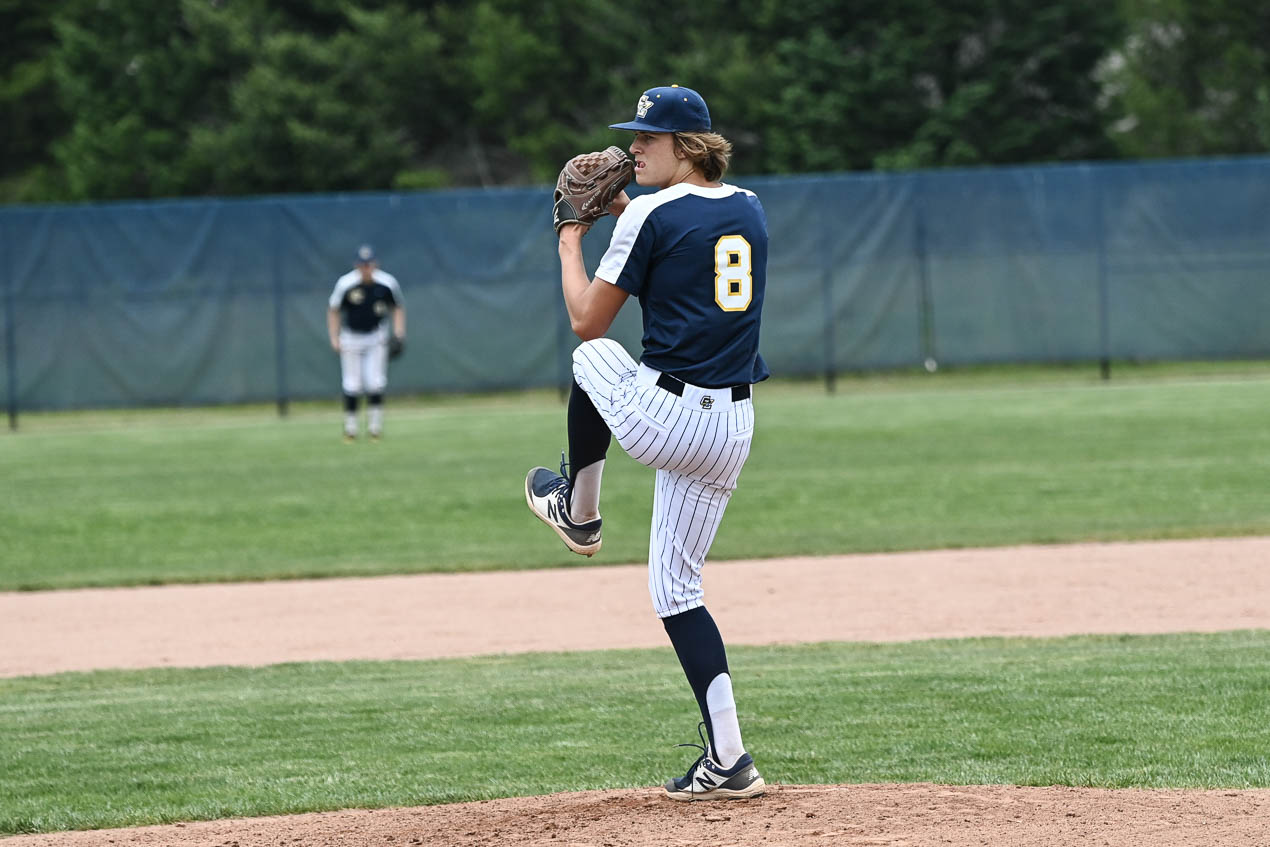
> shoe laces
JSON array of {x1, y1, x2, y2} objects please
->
[
  {"x1": 542, "y1": 474, "x2": 569, "y2": 494},
  {"x1": 542, "y1": 473, "x2": 570, "y2": 501},
  {"x1": 544, "y1": 451, "x2": 572, "y2": 503},
  {"x1": 674, "y1": 721, "x2": 711, "y2": 782}
]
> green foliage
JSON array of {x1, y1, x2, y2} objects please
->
[
  {"x1": 1, "y1": 0, "x2": 1267, "y2": 202},
  {"x1": 0, "y1": 0, "x2": 71, "y2": 200},
  {"x1": 1101, "y1": 0, "x2": 1270, "y2": 157},
  {"x1": 719, "y1": 0, "x2": 1124, "y2": 172},
  {"x1": 461, "y1": 1, "x2": 588, "y2": 179},
  {"x1": 3, "y1": 366, "x2": 1270, "y2": 591},
  {"x1": 392, "y1": 167, "x2": 452, "y2": 190},
  {"x1": 2, "y1": 632, "x2": 1268, "y2": 833},
  {"x1": 41, "y1": 0, "x2": 446, "y2": 199},
  {"x1": 48, "y1": 0, "x2": 249, "y2": 199}
]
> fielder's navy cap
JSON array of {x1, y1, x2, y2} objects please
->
[
  {"x1": 609, "y1": 85, "x2": 711, "y2": 133},
  {"x1": 355, "y1": 244, "x2": 376, "y2": 263}
]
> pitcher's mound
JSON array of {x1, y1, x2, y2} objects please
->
[{"x1": 8, "y1": 782, "x2": 1269, "y2": 846}]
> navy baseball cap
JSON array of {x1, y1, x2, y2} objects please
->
[
  {"x1": 355, "y1": 244, "x2": 376, "y2": 264},
  {"x1": 609, "y1": 85, "x2": 711, "y2": 133}
]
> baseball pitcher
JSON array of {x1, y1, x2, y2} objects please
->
[{"x1": 525, "y1": 85, "x2": 768, "y2": 800}]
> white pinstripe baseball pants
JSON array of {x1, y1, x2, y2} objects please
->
[{"x1": 572, "y1": 338, "x2": 755, "y2": 618}]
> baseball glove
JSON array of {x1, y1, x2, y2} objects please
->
[
  {"x1": 552, "y1": 146, "x2": 633, "y2": 234},
  {"x1": 388, "y1": 335, "x2": 405, "y2": 360}
]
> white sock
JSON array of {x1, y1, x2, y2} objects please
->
[
  {"x1": 344, "y1": 413, "x2": 358, "y2": 435},
  {"x1": 706, "y1": 673, "x2": 745, "y2": 769},
  {"x1": 569, "y1": 459, "x2": 604, "y2": 523},
  {"x1": 368, "y1": 405, "x2": 384, "y2": 434}
]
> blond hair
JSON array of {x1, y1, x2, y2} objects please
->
[{"x1": 674, "y1": 132, "x2": 733, "y2": 183}]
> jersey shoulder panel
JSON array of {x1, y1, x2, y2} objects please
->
[
  {"x1": 596, "y1": 185, "x2": 705, "y2": 291},
  {"x1": 372, "y1": 269, "x2": 404, "y2": 303},
  {"x1": 731, "y1": 184, "x2": 768, "y2": 225},
  {"x1": 329, "y1": 270, "x2": 361, "y2": 308},
  {"x1": 595, "y1": 192, "x2": 662, "y2": 286}
]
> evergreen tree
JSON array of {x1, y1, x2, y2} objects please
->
[
  {"x1": 0, "y1": 0, "x2": 71, "y2": 201},
  {"x1": 1101, "y1": 0, "x2": 1270, "y2": 157}
]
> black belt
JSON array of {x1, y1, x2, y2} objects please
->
[{"x1": 656, "y1": 372, "x2": 751, "y2": 401}]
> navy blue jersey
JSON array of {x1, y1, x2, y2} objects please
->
[
  {"x1": 596, "y1": 183, "x2": 769, "y2": 388},
  {"x1": 328, "y1": 269, "x2": 404, "y2": 334}
]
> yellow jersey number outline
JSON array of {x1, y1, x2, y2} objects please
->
[{"x1": 713, "y1": 235, "x2": 753, "y2": 312}]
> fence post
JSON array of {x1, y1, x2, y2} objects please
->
[
  {"x1": 3, "y1": 224, "x2": 15, "y2": 431},
  {"x1": 821, "y1": 271, "x2": 835, "y2": 392},
  {"x1": 3, "y1": 290, "x2": 13, "y2": 431},
  {"x1": 272, "y1": 203, "x2": 290, "y2": 416},
  {"x1": 556, "y1": 296, "x2": 570, "y2": 402},
  {"x1": 915, "y1": 174, "x2": 937, "y2": 372},
  {"x1": 1095, "y1": 174, "x2": 1111, "y2": 381},
  {"x1": 821, "y1": 182, "x2": 836, "y2": 393}
]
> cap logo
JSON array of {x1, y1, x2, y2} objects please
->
[{"x1": 635, "y1": 94, "x2": 653, "y2": 119}]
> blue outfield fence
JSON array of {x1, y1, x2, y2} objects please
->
[{"x1": 2, "y1": 155, "x2": 1269, "y2": 418}]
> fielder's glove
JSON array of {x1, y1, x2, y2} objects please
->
[
  {"x1": 388, "y1": 335, "x2": 405, "y2": 360},
  {"x1": 552, "y1": 146, "x2": 633, "y2": 234}
]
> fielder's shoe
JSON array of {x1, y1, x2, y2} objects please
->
[
  {"x1": 342, "y1": 432, "x2": 357, "y2": 444},
  {"x1": 524, "y1": 465, "x2": 602, "y2": 557},
  {"x1": 664, "y1": 724, "x2": 765, "y2": 801}
]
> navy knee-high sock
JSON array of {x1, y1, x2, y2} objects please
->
[
  {"x1": 566, "y1": 379, "x2": 611, "y2": 484},
  {"x1": 662, "y1": 606, "x2": 729, "y2": 754}
]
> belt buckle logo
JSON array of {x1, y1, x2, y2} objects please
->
[{"x1": 699, "y1": 395, "x2": 714, "y2": 409}]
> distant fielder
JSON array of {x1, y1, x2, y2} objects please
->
[
  {"x1": 525, "y1": 85, "x2": 769, "y2": 800},
  {"x1": 327, "y1": 244, "x2": 406, "y2": 441}
]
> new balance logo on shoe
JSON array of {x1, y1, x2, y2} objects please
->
[
  {"x1": 525, "y1": 466, "x2": 603, "y2": 557},
  {"x1": 664, "y1": 744, "x2": 766, "y2": 802}
]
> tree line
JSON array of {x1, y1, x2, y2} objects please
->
[{"x1": 2, "y1": 0, "x2": 1267, "y2": 203}]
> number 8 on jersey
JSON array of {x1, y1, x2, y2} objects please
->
[{"x1": 714, "y1": 235, "x2": 753, "y2": 312}]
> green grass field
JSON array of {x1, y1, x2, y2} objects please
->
[
  {"x1": 3, "y1": 632, "x2": 1269, "y2": 834},
  {"x1": 3, "y1": 362, "x2": 1269, "y2": 835},
  {"x1": 2, "y1": 362, "x2": 1269, "y2": 590}
]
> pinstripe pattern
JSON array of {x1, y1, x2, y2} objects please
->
[{"x1": 573, "y1": 339, "x2": 755, "y2": 617}]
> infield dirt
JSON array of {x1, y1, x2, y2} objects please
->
[{"x1": 3, "y1": 536, "x2": 1269, "y2": 846}]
